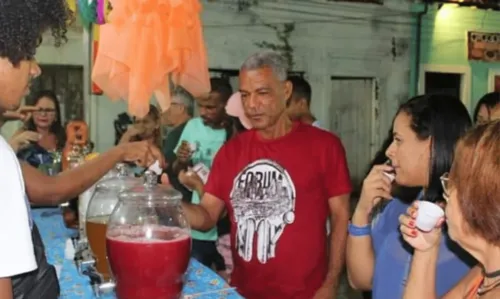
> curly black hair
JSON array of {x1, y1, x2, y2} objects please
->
[{"x1": 0, "y1": 0, "x2": 73, "y2": 66}]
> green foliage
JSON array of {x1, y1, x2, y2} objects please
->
[{"x1": 254, "y1": 23, "x2": 296, "y2": 69}]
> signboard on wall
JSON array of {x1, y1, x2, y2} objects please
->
[{"x1": 467, "y1": 31, "x2": 500, "y2": 62}]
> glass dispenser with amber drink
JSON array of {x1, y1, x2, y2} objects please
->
[{"x1": 85, "y1": 166, "x2": 140, "y2": 281}]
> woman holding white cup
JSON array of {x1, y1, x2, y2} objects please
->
[
  {"x1": 400, "y1": 120, "x2": 500, "y2": 299},
  {"x1": 347, "y1": 94, "x2": 476, "y2": 299}
]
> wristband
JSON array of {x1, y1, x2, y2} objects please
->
[{"x1": 348, "y1": 222, "x2": 371, "y2": 236}]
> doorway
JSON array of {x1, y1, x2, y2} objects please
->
[
  {"x1": 418, "y1": 64, "x2": 471, "y2": 108},
  {"x1": 329, "y1": 77, "x2": 377, "y2": 191},
  {"x1": 425, "y1": 72, "x2": 461, "y2": 98}
]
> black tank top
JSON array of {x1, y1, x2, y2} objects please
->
[{"x1": 11, "y1": 223, "x2": 60, "y2": 299}]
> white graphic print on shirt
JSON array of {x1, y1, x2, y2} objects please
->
[{"x1": 229, "y1": 159, "x2": 296, "y2": 264}]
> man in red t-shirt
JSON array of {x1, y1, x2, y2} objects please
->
[{"x1": 178, "y1": 51, "x2": 352, "y2": 299}]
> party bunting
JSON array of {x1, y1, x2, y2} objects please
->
[
  {"x1": 91, "y1": 0, "x2": 211, "y2": 118},
  {"x1": 67, "y1": 0, "x2": 77, "y2": 14},
  {"x1": 76, "y1": 0, "x2": 112, "y2": 29}
]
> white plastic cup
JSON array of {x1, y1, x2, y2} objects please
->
[
  {"x1": 383, "y1": 171, "x2": 395, "y2": 182},
  {"x1": 148, "y1": 160, "x2": 162, "y2": 175},
  {"x1": 189, "y1": 142, "x2": 197, "y2": 153},
  {"x1": 416, "y1": 201, "x2": 444, "y2": 232}
]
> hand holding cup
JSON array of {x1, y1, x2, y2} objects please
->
[
  {"x1": 399, "y1": 201, "x2": 445, "y2": 252},
  {"x1": 176, "y1": 140, "x2": 193, "y2": 164}
]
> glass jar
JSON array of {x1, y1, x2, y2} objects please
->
[
  {"x1": 78, "y1": 163, "x2": 132, "y2": 242},
  {"x1": 106, "y1": 171, "x2": 190, "y2": 299},
  {"x1": 85, "y1": 166, "x2": 140, "y2": 281}
]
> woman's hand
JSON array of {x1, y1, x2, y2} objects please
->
[
  {"x1": 179, "y1": 169, "x2": 203, "y2": 191},
  {"x1": 356, "y1": 163, "x2": 394, "y2": 214},
  {"x1": 116, "y1": 140, "x2": 165, "y2": 169},
  {"x1": 399, "y1": 201, "x2": 444, "y2": 252},
  {"x1": 9, "y1": 131, "x2": 40, "y2": 152}
]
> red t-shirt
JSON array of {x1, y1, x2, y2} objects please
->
[{"x1": 205, "y1": 122, "x2": 352, "y2": 299}]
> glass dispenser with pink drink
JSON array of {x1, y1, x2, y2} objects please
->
[{"x1": 106, "y1": 170, "x2": 191, "y2": 299}]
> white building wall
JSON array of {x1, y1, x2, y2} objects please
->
[{"x1": 1, "y1": 0, "x2": 416, "y2": 153}]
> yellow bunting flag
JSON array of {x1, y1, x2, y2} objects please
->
[{"x1": 66, "y1": 0, "x2": 77, "y2": 13}]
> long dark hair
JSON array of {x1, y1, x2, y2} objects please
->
[
  {"x1": 398, "y1": 94, "x2": 472, "y2": 203},
  {"x1": 473, "y1": 92, "x2": 500, "y2": 123},
  {"x1": 26, "y1": 90, "x2": 66, "y2": 149},
  {"x1": 131, "y1": 105, "x2": 163, "y2": 150}
]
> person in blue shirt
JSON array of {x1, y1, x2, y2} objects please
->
[{"x1": 346, "y1": 94, "x2": 476, "y2": 299}]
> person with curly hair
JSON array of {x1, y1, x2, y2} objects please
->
[
  {"x1": 0, "y1": 1, "x2": 165, "y2": 298},
  {"x1": 0, "y1": 2, "x2": 71, "y2": 297}
]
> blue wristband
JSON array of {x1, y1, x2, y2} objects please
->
[{"x1": 348, "y1": 222, "x2": 371, "y2": 236}]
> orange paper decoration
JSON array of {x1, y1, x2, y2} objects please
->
[
  {"x1": 91, "y1": 0, "x2": 211, "y2": 118},
  {"x1": 92, "y1": 25, "x2": 103, "y2": 95}
]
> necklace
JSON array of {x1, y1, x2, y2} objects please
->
[
  {"x1": 484, "y1": 269, "x2": 500, "y2": 279},
  {"x1": 477, "y1": 277, "x2": 500, "y2": 296}
]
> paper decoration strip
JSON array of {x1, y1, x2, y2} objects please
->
[
  {"x1": 67, "y1": 0, "x2": 77, "y2": 13},
  {"x1": 97, "y1": 0, "x2": 105, "y2": 24},
  {"x1": 92, "y1": 25, "x2": 103, "y2": 95}
]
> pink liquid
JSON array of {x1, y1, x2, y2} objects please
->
[{"x1": 106, "y1": 226, "x2": 191, "y2": 299}]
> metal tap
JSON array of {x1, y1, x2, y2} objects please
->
[
  {"x1": 75, "y1": 248, "x2": 95, "y2": 275},
  {"x1": 81, "y1": 266, "x2": 116, "y2": 297}
]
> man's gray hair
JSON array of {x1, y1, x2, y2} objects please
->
[
  {"x1": 171, "y1": 85, "x2": 195, "y2": 116},
  {"x1": 240, "y1": 51, "x2": 289, "y2": 81}
]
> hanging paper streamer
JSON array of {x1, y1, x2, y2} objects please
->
[
  {"x1": 103, "y1": 0, "x2": 112, "y2": 24},
  {"x1": 77, "y1": 0, "x2": 98, "y2": 29},
  {"x1": 96, "y1": 0, "x2": 111, "y2": 24},
  {"x1": 67, "y1": 0, "x2": 77, "y2": 14},
  {"x1": 92, "y1": 25, "x2": 103, "y2": 95},
  {"x1": 91, "y1": 0, "x2": 211, "y2": 118},
  {"x1": 77, "y1": 0, "x2": 112, "y2": 28}
]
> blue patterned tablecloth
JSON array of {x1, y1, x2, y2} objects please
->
[{"x1": 32, "y1": 208, "x2": 243, "y2": 299}]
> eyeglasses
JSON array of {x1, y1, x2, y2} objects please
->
[
  {"x1": 34, "y1": 108, "x2": 56, "y2": 115},
  {"x1": 440, "y1": 172, "x2": 449, "y2": 202}
]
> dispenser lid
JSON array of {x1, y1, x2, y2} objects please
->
[
  {"x1": 100, "y1": 163, "x2": 133, "y2": 181},
  {"x1": 95, "y1": 163, "x2": 140, "y2": 191},
  {"x1": 118, "y1": 170, "x2": 182, "y2": 204}
]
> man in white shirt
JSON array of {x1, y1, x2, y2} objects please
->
[
  {"x1": 0, "y1": 1, "x2": 66, "y2": 296},
  {"x1": 0, "y1": 130, "x2": 37, "y2": 297},
  {"x1": 0, "y1": 2, "x2": 164, "y2": 298}
]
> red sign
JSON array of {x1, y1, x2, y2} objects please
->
[{"x1": 495, "y1": 75, "x2": 500, "y2": 93}]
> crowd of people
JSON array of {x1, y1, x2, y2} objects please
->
[{"x1": 1, "y1": 1, "x2": 500, "y2": 299}]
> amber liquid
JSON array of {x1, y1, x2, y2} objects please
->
[{"x1": 86, "y1": 216, "x2": 111, "y2": 280}]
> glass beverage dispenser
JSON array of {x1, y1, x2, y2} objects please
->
[
  {"x1": 78, "y1": 163, "x2": 132, "y2": 241},
  {"x1": 106, "y1": 171, "x2": 191, "y2": 299},
  {"x1": 85, "y1": 166, "x2": 140, "y2": 281}
]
